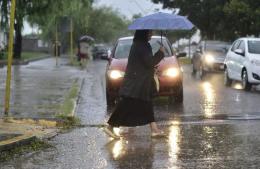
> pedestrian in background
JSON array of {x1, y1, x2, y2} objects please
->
[
  {"x1": 77, "y1": 40, "x2": 91, "y2": 67},
  {"x1": 104, "y1": 29, "x2": 166, "y2": 139}
]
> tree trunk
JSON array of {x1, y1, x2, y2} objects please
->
[{"x1": 14, "y1": 21, "x2": 22, "y2": 59}]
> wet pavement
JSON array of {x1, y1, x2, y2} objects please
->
[
  {"x1": 1, "y1": 59, "x2": 260, "y2": 169},
  {"x1": 0, "y1": 58, "x2": 84, "y2": 118}
]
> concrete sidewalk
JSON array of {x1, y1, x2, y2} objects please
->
[
  {"x1": 0, "y1": 118, "x2": 58, "y2": 151},
  {"x1": 0, "y1": 57, "x2": 85, "y2": 151}
]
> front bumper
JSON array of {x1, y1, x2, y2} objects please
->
[
  {"x1": 106, "y1": 78, "x2": 123, "y2": 98},
  {"x1": 203, "y1": 62, "x2": 225, "y2": 72},
  {"x1": 158, "y1": 76, "x2": 183, "y2": 96},
  {"x1": 248, "y1": 66, "x2": 260, "y2": 84},
  {"x1": 106, "y1": 76, "x2": 183, "y2": 97}
]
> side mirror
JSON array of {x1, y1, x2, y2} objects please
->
[
  {"x1": 177, "y1": 52, "x2": 187, "y2": 58},
  {"x1": 234, "y1": 49, "x2": 245, "y2": 56}
]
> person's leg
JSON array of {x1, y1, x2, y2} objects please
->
[
  {"x1": 103, "y1": 125, "x2": 120, "y2": 139},
  {"x1": 150, "y1": 122, "x2": 166, "y2": 137},
  {"x1": 150, "y1": 122, "x2": 161, "y2": 133},
  {"x1": 85, "y1": 58, "x2": 89, "y2": 70}
]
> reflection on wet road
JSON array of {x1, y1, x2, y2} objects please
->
[
  {"x1": 154, "y1": 66, "x2": 260, "y2": 124},
  {"x1": 1, "y1": 60, "x2": 260, "y2": 169},
  {"x1": 201, "y1": 82, "x2": 216, "y2": 118}
]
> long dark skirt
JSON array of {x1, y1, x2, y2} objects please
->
[{"x1": 108, "y1": 97, "x2": 155, "y2": 127}]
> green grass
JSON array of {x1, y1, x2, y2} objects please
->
[
  {"x1": 71, "y1": 59, "x2": 81, "y2": 66},
  {"x1": 0, "y1": 140, "x2": 51, "y2": 162},
  {"x1": 21, "y1": 52, "x2": 47, "y2": 60},
  {"x1": 0, "y1": 52, "x2": 7, "y2": 60},
  {"x1": 56, "y1": 116, "x2": 81, "y2": 129},
  {"x1": 59, "y1": 82, "x2": 79, "y2": 116},
  {"x1": 56, "y1": 81, "x2": 81, "y2": 128},
  {"x1": 0, "y1": 51, "x2": 47, "y2": 60},
  {"x1": 178, "y1": 57, "x2": 191, "y2": 65}
]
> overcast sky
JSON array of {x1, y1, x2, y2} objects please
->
[
  {"x1": 93, "y1": 0, "x2": 173, "y2": 19},
  {"x1": 23, "y1": 0, "x2": 173, "y2": 35}
]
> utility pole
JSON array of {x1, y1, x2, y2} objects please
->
[
  {"x1": 4, "y1": 0, "x2": 16, "y2": 116},
  {"x1": 55, "y1": 18, "x2": 59, "y2": 66},
  {"x1": 70, "y1": 18, "x2": 73, "y2": 64}
]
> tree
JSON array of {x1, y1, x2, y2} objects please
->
[
  {"x1": 1, "y1": 0, "x2": 130, "y2": 56},
  {"x1": 0, "y1": 0, "x2": 53, "y2": 58},
  {"x1": 224, "y1": 0, "x2": 260, "y2": 39},
  {"x1": 132, "y1": 13, "x2": 143, "y2": 20},
  {"x1": 87, "y1": 7, "x2": 130, "y2": 43},
  {"x1": 29, "y1": 2, "x2": 129, "y2": 48},
  {"x1": 165, "y1": 29, "x2": 196, "y2": 44},
  {"x1": 152, "y1": 0, "x2": 228, "y2": 40},
  {"x1": 152, "y1": 0, "x2": 260, "y2": 41},
  {"x1": 0, "y1": 0, "x2": 9, "y2": 32},
  {"x1": 27, "y1": 0, "x2": 93, "y2": 44}
]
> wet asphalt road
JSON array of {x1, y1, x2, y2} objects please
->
[{"x1": 1, "y1": 59, "x2": 260, "y2": 169}]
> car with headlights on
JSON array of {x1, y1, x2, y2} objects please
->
[
  {"x1": 224, "y1": 37, "x2": 260, "y2": 90},
  {"x1": 105, "y1": 36, "x2": 185, "y2": 105},
  {"x1": 192, "y1": 40, "x2": 231, "y2": 79}
]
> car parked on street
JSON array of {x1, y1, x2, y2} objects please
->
[
  {"x1": 105, "y1": 36, "x2": 185, "y2": 105},
  {"x1": 224, "y1": 37, "x2": 260, "y2": 90},
  {"x1": 192, "y1": 40, "x2": 231, "y2": 79},
  {"x1": 92, "y1": 44, "x2": 108, "y2": 59}
]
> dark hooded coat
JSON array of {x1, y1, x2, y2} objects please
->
[{"x1": 119, "y1": 40, "x2": 164, "y2": 101}]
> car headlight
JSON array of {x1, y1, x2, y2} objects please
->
[
  {"x1": 251, "y1": 59, "x2": 260, "y2": 66},
  {"x1": 162, "y1": 68, "x2": 179, "y2": 78},
  {"x1": 205, "y1": 54, "x2": 215, "y2": 64},
  {"x1": 108, "y1": 70, "x2": 125, "y2": 80}
]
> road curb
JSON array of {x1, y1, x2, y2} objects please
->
[
  {"x1": 0, "y1": 134, "x2": 36, "y2": 151},
  {"x1": 72, "y1": 77, "x2": 85, "y2": 117},
  {"x1": 0, "y1": 118, "x2": 59, "y2": 152},
  {"x1": 0, "y1": 55, "x2": 51, "y2": 67}
]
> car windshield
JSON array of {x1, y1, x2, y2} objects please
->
[
  {"x1": 248, "y1": 40, "x2": 260, "y2": 54},
  {"x1": 95, "y1": 45, "x2": 106, "y2": 51},
  {"x1": 114, "y1": 38, "x2": 172, "y2": 59},
  {"x1": 205, "y1": 44, "x2": 230, "y2": 55}
]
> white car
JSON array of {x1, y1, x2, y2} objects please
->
[{"x1": 224, "y1": 37, "x2": 260, "y2": 90}]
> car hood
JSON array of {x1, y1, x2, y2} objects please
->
[
  {"x1": 109, "y1": 56, "x2": 179, "y2": 71},
  {"x1": 109, "y1": 58, "x2": 128, "y2": 71},
  {"x1": 205, "y1": 52, "x2": 226, "y2": 63},
  {"x1": 156, "y1": 56, "x2": 180, "y2": 71}
]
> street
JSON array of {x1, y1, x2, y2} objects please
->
[{"x1": 1, "y1": 59, "x2": 260, "y2": 169}]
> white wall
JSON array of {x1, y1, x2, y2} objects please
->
[
  {"x1": 0, "y1": 31, "x2": 7, "y2": 48},
  {"x1": 0, "y1": 32, "x2": 4, "y2": 42}
]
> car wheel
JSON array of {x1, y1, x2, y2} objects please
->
[
  {"x1": 224, "y1": 68, "x2": 232, "y2": 87},
  {"x1": 242, "y1": 70, "x2": 252, "y2": 91},
  {"x1": 168, "y1": 85, "x2": 183, "y2": 104},
  {"x1": 199, "y1": 64, "x2": 206, "y2": 80}
]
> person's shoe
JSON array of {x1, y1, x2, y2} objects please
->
[
  {"x1": 103, "y1": 126, "x2": 120, "y2": 139},
  {"x1": 151, "y1": 131, "x2": 166, "y2": 138}
]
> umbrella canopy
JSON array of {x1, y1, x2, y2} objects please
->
[
  {"x1": 79, "y1": 35, "x2": 95, "y2": 43},
  {"x1": 128, "y1": 12, "x2": 194, "y2": 30}
]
